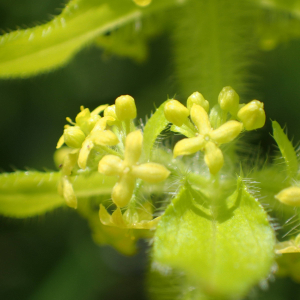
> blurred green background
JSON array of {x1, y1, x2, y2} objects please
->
[{"x1": 1, "y1": 1, "x2": 300, "y2": 299}]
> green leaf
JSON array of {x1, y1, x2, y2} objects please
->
[
  {"x1": 0, "y1": 171, "x2": 116, "y2": 218},
  {"x1": 0, "y1": 171, "x2": 64, "y2": 218},
  {"x1": 0, "y1": 0, "x2": 182, "y2": 78},
  {"x1": 272, "y1": 121, "x2": 298, "y2": 179},
  {"x1": 142, "y1": 101, "x2": 169, "y2": 161},
  {"x1": 153, "y1": 178, "x2": 275, "y2": 298}
]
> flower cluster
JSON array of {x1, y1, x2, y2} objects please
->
[
  {"x1": 164, "y1": 87, "x2": 266, "y2": 175},
  {"x1": 56, "y1": 95, "x2": 170, "y2": 234}
]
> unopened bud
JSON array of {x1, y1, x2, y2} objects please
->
[
  {"x1": 218, "y1": 86, "x2": 239, "y2": 114},
  {"x1": 187, "y1": 92, "x2": 209, "y2": 112},
  {"x1": 237, "y1": 100, "x2": 266, "y2": 130},
  {"x1": 64, "y1": 126, "x2": 86, "y2": 148},
  {"x1": 275, "y1": 186, "x2": 300, "y2": 207},
  {"x1": 164, "y1": 100, "x2": 189, "y2": 126},
  {"x1": 115, "y1": 95, "x2": 137, "y2": 120}
]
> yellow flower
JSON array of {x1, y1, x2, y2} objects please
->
[
  {"x1": 174, "y1": 104, "x2": 243, "y2": 175},
  {"x1": 276, "y1": 234, "x2": 300, "y2": 254},
  {"x1": 57, "y1": 104, "x2": 119, "y2": 170},
  {"x1": 99, "y1": 203, "x2": 161, "y2": 229},
  {"x1": 56, "y1": 104, "x2": 108, "y2": 149},
  {"x1": 98, "y1": 130, "x2": 170, "y2": 207}
]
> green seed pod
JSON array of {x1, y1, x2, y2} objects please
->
[
  {"x1": 115, "y1": 95, "x2": 137, "y2": 121},
  {"x1": 164, "y1": 100, "x2": 189, "y2": 127},
  {"x1": 218, "y1": 86, "x2": 239, "y2": 114},
  {"x1": 187, "y1": 92, "x2": 209, "y2": 112},
  {"x1": 63, "y1": 126, "x2": 86, "y2": 148},
  {"x1": 237, "y1": 100, "x2": 266, "y2": 131}
]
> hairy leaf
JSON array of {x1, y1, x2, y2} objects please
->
[
  {"x1": 153, "y1": 178, "x2": 275, "y2": 298},
  {"x1": 272, "y1": 121, "x2": 298, "y2": 180},
  {"x1": 0, "y1": 171, "x2": 116, "y2": 218},
  {"x1": 0, "y1": 0, "x2": 182, "y2": 78},
  {"x1": 142, "y1": 101, "x2": 169, "y2": 161},
  {"x1": 0, "y1": 171, "x2": 64, "y2": 218}
]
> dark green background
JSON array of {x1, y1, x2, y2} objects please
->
[{"x1": 1, "y1": 1, "x2": 300, "y2": 299}]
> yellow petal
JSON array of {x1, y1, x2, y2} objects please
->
[
  {"x1": 104, "y1": 105, "x2": 118, "y2": 119},
  {"x1": 112, "y1": 174, "x2": 135, "y2": 207},
  {"x1": 90, "y1": 117, "x2": 111, "y2": 133},
  {"x1": 131, "y1": 216, "x2": 161, "y2": 229},
  {"x1": 56, "y1": 134, "x2": 65, "y2": 149},
  {"x1": 62, "y1": 176, "x2": 77, "y2": 209},
  {"x1": 75, "y1": 108, "x2": 91, "y2": 126},
  {"x1": 111, "y1": 207, "x2": 127, "y2": 228},
  {"x1": 77, "y1": 139, "x2": 94, "y2": 169},
  {"x1": 204, "y1": 142, "x2": 224, "y2": 175},
  {"x1": 62, "y1": 149, "x2": 79, "y2": 176},
  {"x1": 90, "y1": 130, "x2": 119, "y2": 146},
  {"x1": 99, "y1": 204, "x2": 114, "y2": 226},
  {"x1": 98, "y1": 155, "x2": 124, "y2": 176},
  {"x1": 131, "y1": 163, "x2": 170, "y2": 183},
  {"x1": 190, "y1": 104, "x2": 212, "y2": 134},
  {"x1": 124, "y1": 130, "x2": 143, "y2": 165},
  {"x1": 173, "y1": 136, "x2": 205, "y2": 158},
  {"x1": 210, "y1": 120, "x2": 243, "y2": 145},
  {"x1": 91, "y1": 104, "x2": 108, "y2": 116}
]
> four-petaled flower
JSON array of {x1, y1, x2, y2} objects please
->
[
  {"x1": 98, "y1": 130, "x2": 170, "y2": 207},
  {"x1": 173, "y1": 104, "x2": 243, "y2": 175}
]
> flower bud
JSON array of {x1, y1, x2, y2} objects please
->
[
  {"x1": 187, "y1": 92, "x2": 209, "y2": 112},
  {"x1": 115, "y1": 95, "x2": 137, "y2": 120},
  {"x1": 164, "y1": 100, "x2": 189, "y2": 127},
  {"x1": 275, "y1": 186, "x2": 300, "y2": 207},
  {"x1": 218, "y1": 86, "x2": 239, "y2": 114},
  {"x1": 237, "y1": 100, "x2": 266, "y2": 130},
  {"x1": 63, "y1": 126, "x2": 86, "y2": 148}
]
